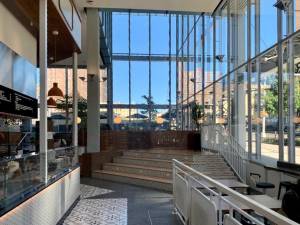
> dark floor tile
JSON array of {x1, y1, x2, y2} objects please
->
[{"x1": 60, "y1": 178, "x2": 179, "y2": 225}]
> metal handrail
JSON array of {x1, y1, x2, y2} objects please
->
[
  {"x1": 15, "y1": 132, "x2": 31, "y2": 151},
  {"x1": 201, "y1": 124, "x2": 248, "y2": 182},
  {"x1": 173, "y1": 159, "x2": 299, "y2": 225}
]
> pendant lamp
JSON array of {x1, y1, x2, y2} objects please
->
[
  {"x1": 47, "y1": 97, "x2": 57, "y2": 108},
  {"x1": 48, "y1": 82, "x2": 63, "y2": 97},
  {"x1": 48, "y1": 30, "x2": 64, "y2": 98}
]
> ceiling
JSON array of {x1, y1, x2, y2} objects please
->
[
  {"x1": 75, "y1": 0, "x2": 220, "y2": 13},
  {"x1": 2, "y1": 0, "x2": 81, "y2": 65}
]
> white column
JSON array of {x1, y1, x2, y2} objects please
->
[
  {"x1": 72, "y1": 52, "x2": 78, "y2": 147},
  {"x1": 39, "y1": 0, "x2": 48, "y2": 183},
  {"x1": 86, "y1": 8, "x2": 100, "y2": 153}
]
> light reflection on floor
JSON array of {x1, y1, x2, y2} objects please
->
[{"x1": 62, "y1": 185, "x2": 128, "y2": 225}]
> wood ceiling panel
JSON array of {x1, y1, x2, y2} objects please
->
[{"x1": 1, "y1": 0, "x2": 81, "y2": 66}]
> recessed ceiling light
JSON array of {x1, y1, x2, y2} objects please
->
[{"x1": 87, "y1": 0, "x2": 93, "y2": 4}]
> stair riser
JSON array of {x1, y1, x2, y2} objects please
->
[
  {"x1": 123, "y1": 152, "x2": 193, "y2": 161},
  {"x1": 124, "y1": 152, "x2": 225, "y2": 162},
  {"x1": 103, "y1": 165, "x2": 172, "y2": 179},
  {"x1": 129, "y1": 149, "x2": 195, "y2": 155},
  {"x1": 92, "y1": 172, "x2": 172, "y2": 192},
  {"x1": 114, "y1": 158, "x2": 172, "y2": 168},
  {"x1": 104, "y1": 164, "x2": 234, "y2": 178}
]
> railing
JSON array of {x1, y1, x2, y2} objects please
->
[
  {"x1": 201, "y1": 124, "x2": 247, "y2": 182},
  {"x1": 173, "y1": 159, "x2": 298, "y2": 225},
  {"x1": 15, "y1": 132, "x2": 31, "y2": 151}
]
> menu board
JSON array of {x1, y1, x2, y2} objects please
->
[{"x1": 0, "y1": 85, "x2": 38, "y2": 118}]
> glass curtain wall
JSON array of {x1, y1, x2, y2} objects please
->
[
  {"x1": 178, "y1": 0, "x2": 300, "y2": 166},
  {"x1": 112, "y1": 12, "x2": 179, "y2": 130}
]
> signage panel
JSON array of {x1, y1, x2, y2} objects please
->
[{"x1": 0, "y1": 85, "x2": 38, "y2": 118}]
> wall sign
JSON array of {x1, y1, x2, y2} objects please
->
[{"x1": 0, "y1": 85, "x2": 38, "y2": 118}]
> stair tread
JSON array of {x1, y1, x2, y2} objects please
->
[
  {"x1": 127, "y1": 149, "x2": 196, "y2": 156},
  {"x1": 125, "y1": 151, "x2": 222, "y2": 158},
  {"x1": 94, "y1": 170, "x2": 172, "y2": 184},
  {"x1": 116, "y1": 156, "x2": 172, "y2": 163},
  {"x1": 104, "y1": 163, "x2": 172, "y2": 172},
  {"x1": 117, "y1": 156, "x2": 225, "y2": 164}
]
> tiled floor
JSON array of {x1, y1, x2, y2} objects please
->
[{"x1": 58, "y1": 178, "x2": 182, "y2": 225}]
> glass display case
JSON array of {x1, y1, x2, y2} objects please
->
[{"x1": 0, "y1": 147, "x2": 79, "y2": 215}]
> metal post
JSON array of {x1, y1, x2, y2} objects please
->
[
  {"x1": 149, "y1": 13, "x2": 152, "y2": 129},
  {"x1": 202, "y1": 15, "x2": 205, "y2": 106},
  {"x1": 65, "y1": 67, "x2": 69, "y2": 132},
  {"x1": 255, "y1": 0, "x2": 261, "y2": 159},
  {"x1": 193, "y1": 16, "x2": 197, "y2": 131},
  {"x1": 278, "y1": 8, "x2": 284, "y2": 161},
  {"x1": 181, "y1": 15, "x2": 184, "y2": 130},
  {"x1": 227, "y1": 4, "x2": 231, "y2": 133},
  {"x1": 176, "y1": 15, "x2": 179, "y2": 130},
  {"x1": 213, "y1": 15, "x2": 216, "y2": 123},
  {"x1": 247, "y1": 0, "x2": 252, "y2": 160},
  {"x1": 287, "y1": 2, "x2": 295, "y2": 163},
  {"x1": 129, "y1": 12, "x2": 132, "y2": 124},
  {"x1": 187, "y1": 17, "x2": 190, "y2": 130},
  {"x1": 194, "y1": 15, "x2": 197, "y2": 103},
  {"x1": 107, "y1": 12, "x2": 114, "y2": 130},
  {"x1": 39, "y1": 0, "x2": 48, "y2": 183},
  {"x1": 72, "y1": 52, "x2": 78, "y2": 147},
  {"x1": 169, "y1": 14, "x2": 172, "y2": 130}
]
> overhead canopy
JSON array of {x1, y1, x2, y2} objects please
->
[{"x1": 76, "y1": 0, "x2": 220, "y2": 13}]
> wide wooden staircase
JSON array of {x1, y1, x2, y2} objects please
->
[{"x1": 92, "y1": 149, "x2": 238, "y2": 191}]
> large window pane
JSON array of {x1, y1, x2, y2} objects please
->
[
  {"x1": 152, "y1": 62, "x2": 169, "y2": 104},
  {"x1": 131, "y1": 13, "x2": 149, "y2": 54},
  {"x1": 132, "y1": 61, "x2": 149, "y2": 104},
  {"x1": 260, "y1": 1, "x2": 277, "y2": 52},
  {"x1": 260, "y1": 48, "x2": 279, "y2": 162},
  {"x1": 113, "y1": 60, "x2": 129, "y2": 103},
  {"x1": 151, "y1": 15, "x2": 169, "y2": 55},
  {"x1": 112, "y1": 13, "x2": 128, "y2": 54}
]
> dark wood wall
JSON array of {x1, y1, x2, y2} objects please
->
[
  {"x1": 78, "y1": 130, "x2": 201, "y2": 177},
  {"x1": 79, "y1": 130, "x2": 201, "y2": 151}
]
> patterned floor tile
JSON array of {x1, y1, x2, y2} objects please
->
[
  {"x1": 80, "y1": 184, "x2": 113, "y2": 199},
  {"x1": 63, "y1": 198, "x2": 127, "y2": 225}
]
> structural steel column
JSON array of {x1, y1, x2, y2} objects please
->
[
  {"x1": 212, "y1": 15, "x2": 216, "y2": 123},
  {"x1": 255, "y1": 0, "x2": 261, "y2": 159},
  {"x1": 65, "y1": 67, "x2": 69, "y2": 131},
  {"x1": 87, "y1": 8, "x2": 100, "y2": 153},
  {"x1": 193, "y1": 16, "x2": 197, "y2": 130},
  {"x1": 247, "y1": 0, "x2": 252, "y2": 159},
  {"x1": 227, "y1": 4, "x2": 231, "y2": 133},
  {"x1": 128, "y1": 12, "x2": 132, "y2": 123},
  {"x1": 202, "y1": 15, "x2": 205, "y2": 106},
  {"x1": 72, "y1": 52, "x2": 78, "y2": 147},
  {"x1": 168, "y1": 14, "x2": 172, "y2": 130},
  {"x1": 181, "y1": 15, "x2": 184, "y2": 130},
  {"x1": 187, "y1": 16, "x2": 190, "y2": 130},
  {"x1": 39, "y1": 0, "x2": 48, "y2": 183},
  {"x1": 149, "y1": 13, "x2": 152, "y2": 129},
  {"x1": 287, "y1": 2, "x2": 295, "y2": 163},
  {"x1": 194, "y1": 15, "x2": 197, "y2": 103},
  {"x1": 176, "y1": 15, "x2": 179, "y2": 130},
  {"x1": 278, "y1": 8, "x2": 284, "y2": 161},
  {"x1": 107, "y1": 13, "x2": 114, "y2": 129}
]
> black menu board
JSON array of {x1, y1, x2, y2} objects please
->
[{"x1": 0, "y1": 85, "x2": 38, "y2": 118}]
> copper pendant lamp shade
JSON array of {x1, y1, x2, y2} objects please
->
[
  {"x1": 47, "y1": 97, "x2": 57, "y2": 108},
  {"x1": 48, "y1": 82, "x2": 63, "y2": 98}
]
